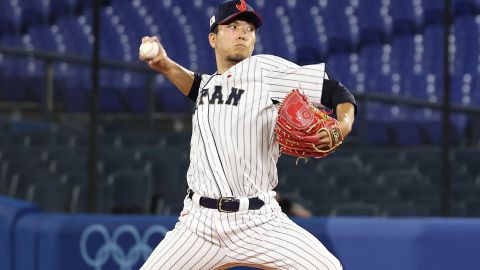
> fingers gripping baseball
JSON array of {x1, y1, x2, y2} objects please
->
[{"x1": 139, "y1": 36, "x2": 169, "y2": 70}]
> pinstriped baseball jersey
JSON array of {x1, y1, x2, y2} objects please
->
[
  {"x1": 141, "y1": 54, "x2": 343, "y2": 270},
  {"x1": 186, "y1": 54, "x2": 326, "y2": 199}
]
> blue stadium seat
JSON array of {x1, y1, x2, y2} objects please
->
[
  {"x1": 156, "y1": 86, "x2": 193, "y2": 113},
  {"x1": 453, "y1": 0, "x2": 478, "y2": 16},
  {"x1": 107, "y1": 168, "x2": 153, "y2": 213},
  {"x1": 30, "y1": 180, "x2": 71, "y2": 212},
  {"x1": 323, "y1": 0, "x2": 356, "y2": 53},
  {"x1": 363, "y1": 120, "x2": 394, "y2": 145},
  {"x1": 139, "y1": 0, "x2": 195, "y2": 66},
  {"x1": 117, "y1": 132, "x2": 160, "y2": 148},
  {"x1": 390, "y1": 120, "x2": 424, "y2": 146},
  {"x1": 150, "y1": 158, "x2": 188, "y2": 203},
  {"x1": 55, "y1": 15, "x2": 91, "y2": 55},
  {"x1": 452, "y1": 15, "x2": 479, "y2": 76},
  {"x1": 358, "y1": 43, "x2": 391, "y2": 93},
  {"x1": 75, "y1": 0, "x2": 91, "y2": 13},
  {"x1": 423, "y1": 24, "x2": 445, "y2": 76},
  {"x1": 378, "y1": 169, "x2": 427, "y2": 188},
  {"x1": 0, "y1": 1, "x2": 20, "y2": 37},
  {"x1": 464, "y1": 199, "x2": 480, "y2": 216},
  {"x1": 316, "y1": 157, "x2": 361, "y2": 174},
  {"x1": 17, "y1": 0, "x2": 49, "y2": 30},
  {"x1": 422, "y1": 0, "x2": 445, "y2": 25},
  {"x1": 451, "y1": 73, "x2": 475, "y2": 106},
  {"x1": 331, "y1": 202, "x2": 381, "y2": 216},
  {"x1": 27, "y1": 24, "x2": 58, "y2": 52},
  {"x1": 70, "y1": 182, "x2": 111, "y2": 213},
  {"x1": 0, "y1": 34, "x2": 31, "y2": 102},
  {"x1": 326, "y1": 52, "x2": 356, "y2": 90},
  {"x1": 63, "y1": 86, "x2": 90, "y2": 112},
  {"x1": 356, "y1": 0, "x2": 389, "y2": 45},
  {"x1": 417, "y1": 120, "x2": 462, "y2": 146},
  {"x1": 382, "y1": 202, "x2": 432, "y2": 216},
  {"x1": 283, "y1": 0, "x2": 325, "y2": 61},
  {"x1": 389, "y1": 0, "x2": 419, "y2": 34},
  {"x1": 397, "y1": 182, "x2": 440, "y2": 204},
  {"x1": 49, "y1": 0, "x2": 77, "y2": 20},
  {"x1": 254, "y1": 4, "x2": 295, "y2": 60},
  {"x1": 391, "y1": 34, "x2": 415, "y2": 75},
  {"x1": 366, "y1": 159, "x2": 415, "y2": 175},
  {"x1": 333, "y1": 171, "x2": 375, "y2": 188},
  {"x1": 9, "y1": 170, "x2": 61, "y2": 200},
  {"x1": 346, "y1": 184, "x2": 395, "y2": 203},
  {"x1": 100, "y1": 158, "x2": 148, "y2": 177}
]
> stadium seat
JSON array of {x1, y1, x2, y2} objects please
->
[
  {"x1": 117, "y1": 132, "x2": 161, "y2": 148},
  {"x1": 389, "y1": 0, "x2": 419, "y2": 34},
  {"x1": 156, "y1": 86, "x2": 194, "y2": 113},
  {"x1": 331, "y1": 202, "x2": 381, "y2": 216},
  {"x1": 100, "y1": 158, "x2": 148, "y2": 176},
  {"x1": 17, "y1": 0, "x2": 49, "y2": 30},
  {"x1": 417, "y1": 120, "x2": 462, "y2": 146},
  {"x1": 326, "y1": 52, "x2": 356, "y2": 90},
  {"x1": 9, "y1": 170, "x2": 62, "y2": 200},
  {"x1": 398, "y1": 186, "x2": 440, "y2": 211},
  {"x1": 333, "y1": 171, "x2": 375, "y2": 188},
  {"x1": 377, "y1": 169, "x2": 427, "y2": 188},
  {"x1": 0, "y1": 1, "x2": 21, "y2": 37},
  {"x1": 362, "y1": 120, "x2": 394, "y2": 145},
  {"x1": 464, "y1": 199, "x2": 480, "y2": 216},
  {"x1": 107, "y1": 169, "x2": 152, "y2": 213},
  {"x1": 422, "y1": 24, "x2": 445, "y2": 77},
  {"x1": 366, "y1": 159, "x2": 415, "y2": 175},
  {"x1": 69, "y1": 182, "x2": 111, "y2": 213},
  {"x1": 346, "y1": 184, "x2": 396, "y2": 203},
  {"x1": 389, "y1": 120, "x2": 424, "y2": 146},
  {"x1": 453, "y1": 0, "x2": 478, "y2": 16},
  {"x1": 453, "y1": 15, "x2": 479, "y2": 76},
  {"x1": 49, "y1": 0, "x2": 76, "y2": 21},
  {"x1": 382, "y1": 202, "x2": 432, "y2": 216},
  {"x1": 422, "y1": 0, "x2": 445, "y2": 25},
  {"x1": 149, "y1": 159, "x2": 188, "y2": 203},
  {"x1": 30, "y1": 180, "x2": 71, "y2": 212},
  {"x1": 356, "y1": 0, "x2": 388, "y2": 45},
  {"x1": 323, "y1": 0, "x2": 356, "y2": 53}
]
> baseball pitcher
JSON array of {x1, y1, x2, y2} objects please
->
[{"x1": 140, "y1": 1, "x2": 356, "y2": 269}]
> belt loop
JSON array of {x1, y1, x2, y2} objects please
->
[{"x1": 238, "y1": 197, "x2": 249, "y2": 212}]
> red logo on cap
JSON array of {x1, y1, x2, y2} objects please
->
[{"x1": 236, "y1": 0, "x2": 247, "y2": 11}]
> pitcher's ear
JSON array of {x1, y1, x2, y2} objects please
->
[{"x1": 209, "y1": 33, "x2": 216, "y2": 49}]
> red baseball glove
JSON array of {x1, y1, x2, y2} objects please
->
[{"x1": 275, "y1": 89, "x2": 343, "y2": 159}]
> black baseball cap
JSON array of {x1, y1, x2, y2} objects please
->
[{"x1": 209, "y1": 0, "x2": 263, "y2": 33}]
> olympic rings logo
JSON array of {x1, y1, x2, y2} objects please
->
[{"x1": 80, "y1": 224, "x2": 168, "y2": 270}]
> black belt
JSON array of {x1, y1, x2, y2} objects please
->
[{"x1": 188, "y1": 190, "x2": 265, "y2": 213}]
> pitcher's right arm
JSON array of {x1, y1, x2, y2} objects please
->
[{"x1": 140, "y1": 36, "x2": 195, "y2": 96}]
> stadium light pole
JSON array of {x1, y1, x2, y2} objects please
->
[
  {"x1": 441, "y1": 0, "x2": 452, "y2": 217},
  {"x1": 88, "y1": 0, "x2": 101, "y2": 213}
]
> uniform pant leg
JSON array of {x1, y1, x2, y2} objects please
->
[
  {"x1": 222, "y1": 213, "x2": 342, "y2": 270},
  {"x1": 140, "y1": 220, "x2": 227, "y2": 270}
]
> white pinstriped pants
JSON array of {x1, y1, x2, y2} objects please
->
[{"x1": 140, "y1": 196, "x2": 342, "y2": 270}]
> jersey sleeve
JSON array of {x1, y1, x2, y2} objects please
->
[
  {"x1": 264, "y1": 63, "x2": 326, "y2": 105},
  {"x1": 321, "y1": 68, "x2": 357, "y2": 115},
  {"x1": 321, "y1": 79, "x2": 357, "y2": 115},
  {"x1": 187, "y1": 73, "x2": 202, "y2": 102}
]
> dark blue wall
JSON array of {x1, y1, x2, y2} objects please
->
[{"x1": 2, "y1": 196, "x2": 480, "y2": 270}]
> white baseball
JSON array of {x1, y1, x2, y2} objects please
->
[{"x1": 139, "y1": 42, "x2": 159, "y2": 60}]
